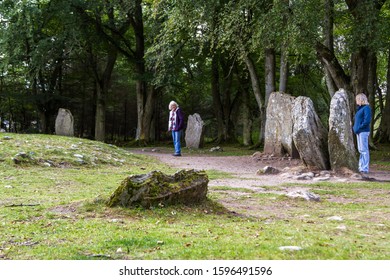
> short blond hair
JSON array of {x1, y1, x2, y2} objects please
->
[
  {"x1": 169, "y1": 101, "x2": 178, "y2": 110},
  {"x1": 356, "y1": 93, "x2": 369, "y2": 105}
]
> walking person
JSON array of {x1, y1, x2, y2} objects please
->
[
  {"x1": 168, "y1": 101, "x2": 185, "y2": 156},
  {"x1": 353, "y1": 93, "x2": 372, "y2": 174}
]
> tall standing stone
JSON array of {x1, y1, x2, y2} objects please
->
[
  {"x1": 185, "y1": 113, "x2": 205, "y2": 149},
  {"x1": 328, "y1": 89, "x2": 358, "y2": 172},
  {"x1": 292, "y1": 96, "x2": 330, "y2": 170},
  {"x1": 55, "y1": 108, "x2": 74, "y2": 137},
  {"x1": 264, "y1": 92, "x2": 299, "y2": 158}
]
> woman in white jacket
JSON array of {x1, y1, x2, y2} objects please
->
[{"x1": 168, "y1": 101, "x2": 185, "y2": 156}]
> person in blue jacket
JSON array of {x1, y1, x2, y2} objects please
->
[
  {"x1": 353, "y1": 93, "x2": 372, "y2": 174},
  {"x1": 168, "y1": 101, "x2": 185, "y2": 156}
]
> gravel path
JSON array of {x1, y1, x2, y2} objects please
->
[{"x1": 132, "y1": 149, "x2": 390, "y2": 189}]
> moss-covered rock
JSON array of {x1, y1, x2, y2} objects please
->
[{"x1": 107, "y1": 169, "x2": 209, "y2": 208}]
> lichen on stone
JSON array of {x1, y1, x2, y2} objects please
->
[{"x1": 107, "y1": 169, "x2": 209, "y2": 208}]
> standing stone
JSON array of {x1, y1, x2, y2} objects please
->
[
  {"x1": 292, "y1": 96, "x2": 330, "y2": 170},
  {"x1": 55, "y1": 108, "x2": 74, "y2": 137},
  {"x1": 185, "y1": 113, "x2": 205, "y2": 149},
  {"x1": 328, "y1": 89, "x2": 358, "y2": 172},
  {"x1": 264, "y1": 92, "x2": 299, "y2": 158}
]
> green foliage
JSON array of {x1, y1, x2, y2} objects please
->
[{"x1": 1, "y1": 0, "x2": 390, "y2": 142}]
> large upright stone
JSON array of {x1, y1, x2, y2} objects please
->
[
  {"x1": 292, "y1": 96, "x2": 330, "y2": 170},
  {"x1": 264, "y1": 92, "x2": 299, "y2": 158},
  {"x1": 55, "y1": 108, "x2": 74, "y2": 137},
  {"x1": 185, "y1": 113, "x2": 205, "y2": 149},
  {"x1": 328, "y1": 89, "x2": 358, "y2": 172}
]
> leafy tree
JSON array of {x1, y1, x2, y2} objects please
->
[{"x1": 0, "y1": 0, "x2": 70, "y2": 133}]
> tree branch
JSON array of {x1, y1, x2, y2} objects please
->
[{"x1": 315, "y1": 41, "x2": 351, "y2": 90}]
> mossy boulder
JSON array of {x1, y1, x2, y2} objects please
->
[{"x1": 107, "y1": 169, "x2": 209, "y2": 208}]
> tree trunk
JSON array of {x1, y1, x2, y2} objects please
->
[
  {"x1": 133, "y1": 0, "x2": 156, "y2": 144},
  {"x1": 211, "y1": 55, "x2": 225, "y2": 143},
  {"x1": 241, "y1": 87, "x2": 253, "y2": 146},
  {"x1": 95, "y1": 87, "x2": 106, "y2": 141},
  {"x1": 350, "y1": 47, "x2": 369, "y2": 94},
  {"x1": 138, "y1": 86, "x2": 156, "y2": 143},
  {"x1": 376, "y1": 49, "x2": 390, "y2": 143},
  {"x1": 209, "y1": 55, "x2": 238, "y2": 143},
  {"x1": 243, "y1": 53, "x2": 265, "y2": 145},
  {"x1": 367, "y1": 52, "x2": 376, "y2": 137},
  {"x1": 324, "y1": 0, "x2": 337, "y2": 96},
  {"x1": 315, "y1": 42, "x2": 351, "y2": 91},
  {"x1": 279, "y1": 48, "x2": 288, "y2": 93},
  {"x1": 220, "y1": 58, "x2": 236, "y2": 142},
  {"x1": 265, "y1": 48, "x2": 276, "y2": 106},
  {"x1": 92, "y1": 48, "x2": 118, "y2": 142}
]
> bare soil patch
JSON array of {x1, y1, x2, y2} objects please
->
[
  {"x1": 132, "y1": 148, "x2": 390, "y2": 218},
  {"x1": 133, "y1": 148, "x2": 390, "y2": 188}
]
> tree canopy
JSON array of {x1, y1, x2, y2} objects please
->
[{"x1": 1, "y1": 0, "x2": 390, "y2": 143}]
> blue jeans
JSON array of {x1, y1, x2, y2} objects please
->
[
  {"x1": 356, "y1": 132, "x2": 370, "y2": 173},
  {"x1": 172, "y1": 130, "x2": 182, "y2": 155}
]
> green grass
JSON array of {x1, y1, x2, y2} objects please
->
[{"x1": 1, "y1": 133, "x2": 390, "y2": 260}]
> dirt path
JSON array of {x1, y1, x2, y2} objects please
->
[
  {"x1": 131, "y1": 148, "x2": 390, "y2": 218},
  {"x1": 133, "y1": 149, "x2": 390, "y2": 190}
]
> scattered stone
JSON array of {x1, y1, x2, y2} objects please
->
[
  {"x1": 280, "y1": 173, "x2": 293, "y2": 179},
  {"x1": 252, "y1": 151, "x2": 263, "y2": 158},
  {"x1": 298, "y1": 172, "x2": 315, "y2": 179},
  {"x1": 336, "y1": 225, "x2": 347, "y2": 230},
  {"x1": 336, "y1": 178, "x2": 348, "y2": 182},
  {"x1": 209, "y1": 146, "x2": 223, "y2": 152},
  {"x1": 257, "y1": 166, "x2": 281, "y2": 175},
  {"x1": 76, "y1": 159, "x2": 86, "y2": 165},
  {"x1": 319, "y1": 171, "x2": 331, "y2": 176},
  {"x1": 3, "y1": 136, "x2": 12, "y2": 140},
  {"x1": 4, "y1": 185, "x2": 13, "y2": 189},
  {"x1": 15, "y1": 152, "x2": 29, "y2": 158},
  {"x1": 55, "y1": 108, "x2": 74, "y2": 137},
  {"x1": 327, "y1": 216, "x2": 343, "y2": 221},
  {"x1": 107, "y1": 169, "x2": 209, "y2": 208},
  {"x1": 279, "y1": 246, "x2": 302, "y2": 251},
  {"x1": 313, "y1": 177, "x2": 331, "y2": 182},
  {"x1": 185, "y1": 113, "x2": 205, "y2": 149},
  {"x1": 73, "y1": 154, "x2": 84, "y2": 158},
  {"x1": 12, "y1": 152, "x2": 34, "y2": 164},
  {"x1": 286, "y1": 190, "x2": 320, "y2": 201}
]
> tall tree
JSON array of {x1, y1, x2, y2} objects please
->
[
  {"x1": 316, "y1": 0, "x2": 387, "y2": 95},
  {"x1": 0, "y1": 0, "x2": 72, "y2": 133},
  {"x1": 72, "y1": 0, "x2": 156, "y2": 144}
]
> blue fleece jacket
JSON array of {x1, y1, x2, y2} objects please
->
[{"x1": 353, "y1": 105, "x2": 371, "y2": 134}]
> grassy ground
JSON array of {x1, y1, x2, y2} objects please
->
[{"x1": 0, "y1": 133, "x2": 389, "y2": 260}]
